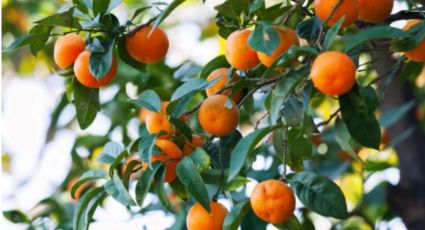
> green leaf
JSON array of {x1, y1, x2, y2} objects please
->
[
  {"x1": 282, "y1": 96, "x2": 304, "y2": 126},
  {"x1": 108, "y1": 150, "x2": 128, "y2": 177},
  {"x1": 339, "y1": 86, "x2": 381, "y2": 149},
  {"x1": 224, "y1": 177, "x2": 250, "y2": 191},
  {"x1": 122, "y1": 159, "x2": 142, "y2": 188},
  {"x1": 73, "y1": 0, "x2": 90, "y2": 14},
  {"x1": 135, "y1": 162, "x2": 162, "y2": 206},
  {"x1": 117, "y1": 37, "x2": 146, "y2": 70},
  {"x1": 169, "y1": 178, "x2": 189, "y2": 200},
  {"x1": 274, "y1": 215, "x2": 302, "y2": 230},
  {"x1": 287, "y1": 171, "x2": 348, "y2": 219},
  {"x1": 74, "y1": 81, "x2": 100, "y2": 130},
  {"x1": 35, "y1": 7, "x2": 81, "y2": 29},
  {"x1": 174, "y1": 63, "x2": 202, "y2": 81},
  {"x1": 392, "y1": 20, "x2": 425, "y2": 52},
  {"x1": 288, "y1": 128, "x2": 312, "y2": 162},
  {"x1": 133, "y1": 90, "x2": 162, "y2": 112},
  {"x1": 89, "y1": 38, "x2": 115, "y2": 80},
  {"x1": 228, "y1": 126, "x2": 276, "y2": 181},
  {"x1": 223, "y1": 199, "x2": 251, "y2": 230},
  {"x1": 380, "y1": 100, "x2": 416, "y2": 128},
  {"x1": 154, "y1": 166, "x2": 172, "y2": 211},
  {"x1": 29, "y1": 25, "x2": 52, "y2": 56},
  {"x1": 359, "y1": 85, "x2": 378, "y2": 112},
  {"x1": 96, "y1": 141, "x2": 123, "y2": 164},
  {"x1": 152, "y1": 0, "x2": 185, "y2": 30},
  {"x1": 169, "y1": 117, "x2": 192, "y2": 140},
  {"x1": 93, "y1": 0, "x2": 110, "y2": 15},
  {"x1": 65, "y1": 77, "x2": 75, "y2": 102},
  {"x1": 176, "y1": 157, "x2": 210, "y2": 212},
  {"x1": 323, "y1": 17, "x2": 344, "y2": 51},
  {"x1": 274, "y1": 46, "x2": 318, "y2": 68},
  {"x1": 399, "y1": 61, "x2": 424, "y2": 85},
  {"x1": 4, "y1": 34, "x2": 31, "y2": 53},
  {"x1": 3, "y1": 210, "x2": 31, "y2": 224},
  {"x1": 104, "y1": 173, "x2": 136, "y2": 206},
  {"x1": 296, "y1": 17, "x2": 323, "y2": 41},
  {"x1": 215, "y1": 0, "x2": 248, "y2": 19},
  {"x1": 71, "y1": 170, "x2": 107, "y2": 199},
  {"x1": 344, "y1": 26, "x2": 408, "y2": 52},
  {"x1": 270, "y1": 67, "x2": 309, "y2": 124},
  {"x1": 188, "y1": 148, "x2": 211, "y2": 172},
  {"x1": 248, "y1": 22, "x2": 280, "y2": 56},
  {"x1": 138, "y1": 134, "x2": 159, "y2": 169},
  {"x1": 73, "y1": 187, "x2": 106, "y2": 230},
  {"x1": 170, "y1": 78, "x2": 209, "y2": 101},
  {"x1": 334, "y1": 118, "x2": 364, "y2": 163},
  {"x1": 199, "y1": 55, "x2": 230, "y2": 79},
  {"x1": 167, "y1": 92, "x2": 195, "y2": 118},
  {"x1": 131, "y1": 6, "x2": 152, "y2": 21}
]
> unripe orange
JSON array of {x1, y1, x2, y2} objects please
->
[
  {"x1": 54, "y1": 34, "x2": 85, "y2": 69},
  {"x1": 125, "y1": 25, "x2": 169, "y2": 63},
  {"x1": 74, "y1": 51, "x2": 117, "y2": 88}
]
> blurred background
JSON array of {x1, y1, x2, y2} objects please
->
[{"x1": 2, "y1": 0, "x2": 423, "y2": 229}]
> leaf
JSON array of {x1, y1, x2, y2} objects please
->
[
  {"x1": 167, "y1": 91, "x2": 195, "y2": 118},
  {"x1": 223, "y1": 199, "x2": 251, "y2": 230},
  {"x1": 135, "y1": 162, "x2": 162, "y2": 206},
  {"x1": 199, "y1": 55, "x2": 230, "y2": 79},
  {"x1": 359, "y1": 85, "x2": 378, "y2": 112},
  {"x1": 334, "y1": 118, "x2": 364, "y2": 163},
  {"x1": 188, "y1": 148, "x2": 211, "y2": 172},
  {"x1": 174, "y1": 63, "x2": 202, "y2": 81},
  {"x1": 89, "y1": 38, "x2": 115, "y2": 80},
  {"x1": 118, "y1": 38, "x2": 147, "y2": 72},
  {"x1": 73, "y1": 187, "x2": 106, "y2": 230},
  {"x1": 296, "y1": 17, "x2": 323, "y2": 41},
  {"x1": 228, "y1": 126, "x2": 276, "y2": 181},
  {"x1": 215, "y1": 0, "x2": 248, "y2": 19},
  {"x1": 282, "y1": 96, "x2": 304, "y2": 126},
  {"x1": 3, "y1": 34, "x2": 31, "y2": 53},
  {"x1": 152, "y1": 0, "x2": 185, "y2": 30},
  {"x1": 170, "y1": 78, "x2": 209, "y2": 101},
  {"x1": 392, "y1": 20, "x2": 425, "y2": 51},
  {"x1": 248, "y1": 22, "x2": 280, "y2": 56},
  {"x1": 74, "y1": 81, "x2": 100, "y2": 130},
  {"x1": 274, "y1": 46, "x2": 319, "y2": 68},
  {"x1": 138, "y1": 134, "x2": 159, "y2": 169},
  {"x1": 108, "y1": 150, "x2": 128, "y2": 177},
  {"x1": 399, "y1": 61, "x2": 424, "y2": 85},
  {"x1": 288, "y1": 128, "x2": 312, "y2": 163},
  {"x1": 344, "y1": 26, "x2": 408, "y2": 52},
  {"x1": 380, "y1": 100, "x2": 416, "y2": 128},
  {"x1": 169, "y1": 178, "x2": 189, "y2": 200},
  {"x1": 177, "y1": 157, "x2": 210, "y2": 212},
  {"x1": 99, "y1": 141, "x2": 123, "y2": 159},
  {"x1": 73, "y1": 0, "x2": 90, "y2": 14},
  {"x1": 224, "y1": 177, "x2": 250, "y2": 191},
  {"x1": 3, "y1": 210, "x2": 31, "y2": 224},
  {"x1": 323, "y1": 17, "x2": 344, "y2": 51},
  {"x1": 93, "y1": 0, "x2": 110, "y2": 15},
  {"x1": 35, "y1": 7, "x2": 81, "y2": 29},
  {"x1": 133, "y1": 90, "x2": 162, "y2": 112},
  {"x1": 154, "y1": 166, "x2": 172, "y2": 211},
  {"x1": 131, "y1": 6, "x2": 152, "y2": 21},
  {"x1": 270, "y1": 67, "x2": 309, "y2": 124},
  {"x1": 122, "y1": 159, "x2": 142, "y2": 188},
  {"x1": 29, "y1": 25, "x2": 52, "y2": 56},
  {"x1": 104, "y1": 173, "x2": 136, "y2": 206},
  {"x1": 287, "y1": 171, "x2": 348, "y2": 219},
  {"x1": 169, "y1": 117, "x2": 192, "y2": 140},
  {"x1": 274, "y1": 215, "x2": 302, "y2": 230},
  {"x1": 71, "y1": 170, "x2": 107, "y2": 199},
  {"x1": 339, "y1": 86, "x2": 381, "y2": 149}
]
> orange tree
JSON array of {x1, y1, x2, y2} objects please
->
[{"x1": 3, "y1": 0, "x2": 425, "y2": 229}]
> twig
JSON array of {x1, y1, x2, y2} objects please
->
[
  {"x1": 314, "y1": 0, "x2": 343, "y2": 49},
  {"x1": 316, "y1": 109, "x2": 340, "y2": 128}
]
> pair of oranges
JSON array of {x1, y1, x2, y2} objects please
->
[
  {"x1": 185, "y1": 179, "x2": 296, "y2": 229},
  {"x1": 53, "y1": 25, "x2": 169, "y2": 88}
]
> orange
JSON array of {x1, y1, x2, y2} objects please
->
[
  {"x1": 312, "y1": 135, "x2": 321, "y2": 146},
  {"x1": 250, "y1": 179, "x2": 295, "y2": 224},
  {"x1": 314, "y1": 0, "x2": 360, "y2": 28},
  {"x1": 206, "y1": 68, "x2": 243, "y2": 102},
  {"x1": 186, "y1": 201, "x2": 228, "y2": 230},
  {"x1": 182, "y1": 135, "x2": 205, "y2": 156},
  {"x1": 310, "y1": 51, "x2": 356, "y2": 96},
  {"x1": 145, "y1": 112, "x2": 174, "y2": 135},
  {"x1": 257, "y1": 27, "x2": 300, "y2": 67},
  {"x1": 54, "y1": 34, "x2": 85, "y2": 69},
  {"x1": 125, "y1": 25, "x2": 169, "y2": 63},
  {"x1": 198, "y1": 95, "x2": 240, "y2": 137},
  {"x1": 151, "y1": 139, "x2": 183, "y2": 182},
  {"x1": 359, "y1": 0, "x2": 393, "y2": 23},
  {"x1": 225, "y1": 30, "x2": 260, "y2": 70},
  {"x1": 74, "y1": 51, "x2": 117, "y2": 88},
  {"x1": 403, "y1": 20, "x2": 425, "y2": 62},
  {"x1": 139, "y1": 101, "x2": 169, "y2": 123}
]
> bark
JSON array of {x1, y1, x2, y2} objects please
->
[{"x1": 370, "y1": 43, "x2": 425, "y2": 230}]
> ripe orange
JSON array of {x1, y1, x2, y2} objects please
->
[
  {"x1": 198, "y1": 95, "x2": 240, "y2": 137},
  {"x1": 314, "y1": 0, "x2": 360, "y2": 28},
  {"x1": 186, "y1": 201, "x2": 228, "y2": 230},
  {"x1": 403, "y1": 20, "x2": 425, "y2": 62},
  {"x1": 250, "y1": 179, "x2": 295, "y2": 224},
  {"x1": 54, "y1": 34, "x2": 85, "y2": 69},
  {"x1": 139, "y1": 101, "x2": 169, "y2": 123},
  {"x1": 358, "y1": 0, "x2": 393, "y2": 23},
  {"x1": 257, "y1": 27, "x2": 300, "y2": 67},
  {"x1": 151, "y1": 139, "x2": 183, "y2": 182},
  {"x1": 125, "y1": 25, "x2": 169, "y2": 63},
  {"x1": 225, "y1": 30, "x2": 260, "y2": 70},
  {"x1": 73, "y1": 51, "x2": 117, "y2": 88},
  {"x1": 182, "y1": 135, "x2": 205, "y2": 156},
  {"x1": 145, "y1": 112, "x2": 174, "y2": 135},
  {"x1": 206, "y1": 68, "x2": 243, "y2": 102},
  {"x1": 310, "y1": 51, "x2": 356, "y2": 96}
]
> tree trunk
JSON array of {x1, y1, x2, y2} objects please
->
[{"x1": 370, "y1": 43, "x2": 425, "y2": 230}]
